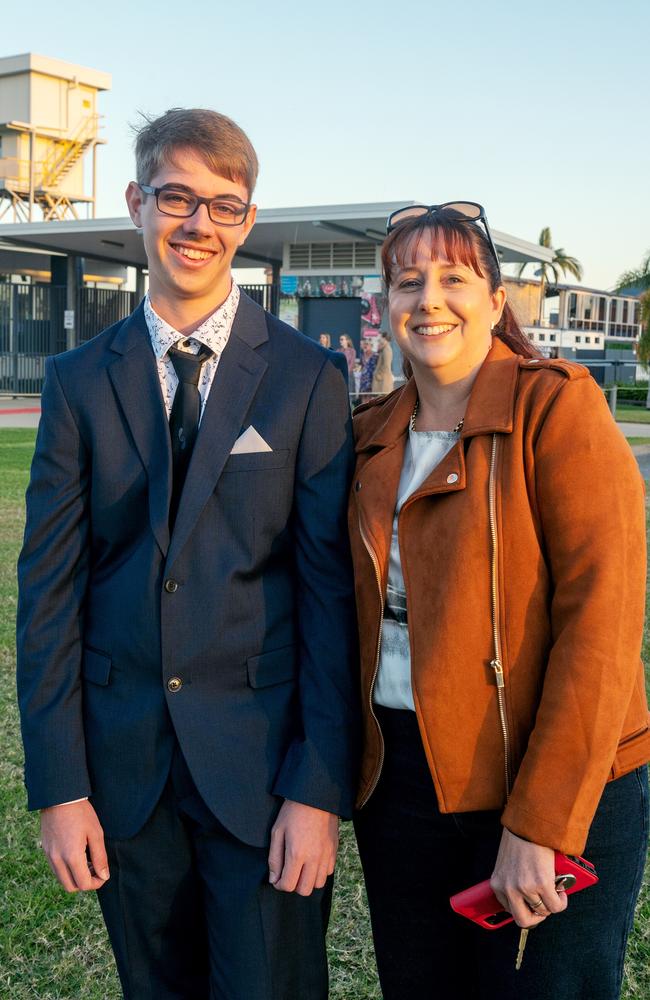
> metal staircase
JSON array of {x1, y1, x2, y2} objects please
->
[{"x1": 39, "y1": 114, "x2": 99, "y2": 189}]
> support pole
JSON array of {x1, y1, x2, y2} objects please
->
[
  {"x1": 66, "y1": 256, "x2": 78, "y2": 350},
  {"x1": 92, "y1": 141, "x2": 97, "y2": 220},
  {"x1": 28, "y1": 130, "x2": 35, "y2": 222},
  {"x1": 271, "y1": 261, "x2": 281, "y2": 315},
  {"x1": 135, "y1": 267, "x2": 147, "y2": 302},
  {"x1": 607, "y1": 384, "x2": 617, "y2": 416}
]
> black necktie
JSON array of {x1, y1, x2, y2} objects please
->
[{"x1": 167, "y1": 343, "x2": 213, "y2": 528}]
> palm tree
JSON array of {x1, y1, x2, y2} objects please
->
[
  {"x1": 615, "y1": 250, "x2": 650, "y2": 297},
  {"x1": 517, "y1": 227, "x2": 583, "y2": 325},
  {"x1": 615, "y1": 252, "x2": 650, "y2": 405}
]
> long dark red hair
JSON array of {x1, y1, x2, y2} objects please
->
[{"x1": 382, "y1": 214, "x2": 541, "y2": 368}]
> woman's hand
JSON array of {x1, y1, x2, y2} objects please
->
[{"x1": 490, "y1": 827, "x2": 569, "y2": 928}]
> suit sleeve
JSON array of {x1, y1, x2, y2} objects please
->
[
  {"x1": 16, "y1": 355, "x2": 93, "y2": 809},
  {"x1": 272, "y1": 352, "x2": 360, "y2": 817},
  {"x1": 501, "y1": 374, "x2": 647, "y2": 853}
]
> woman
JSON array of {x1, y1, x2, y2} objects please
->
[
  {"x1": 337, "y1": 333, "x2": 357, "y2": 374},
  {"x1": 370, "y1": 331, "x2": 394, "y2": 394},
  {"x1": 359, "y1": 338, "x2": 378, "y2": 398},
  {"x1": 349, "y1": 202, "x2": 650, "y2": 1000},
  {"x1": 318, "y1": 332, "x2": 332, "y2": 349}
]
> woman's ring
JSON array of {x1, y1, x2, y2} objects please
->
[{"x1": 527, "y1": 896, "x2": 545, "y2": 911}]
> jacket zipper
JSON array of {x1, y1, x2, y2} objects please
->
[
  {"x1": 357, "y1": 514, "x2": 386, "y2": 807},
  {"x1": 488, "y1": 433, "x2": 512, "y2": 798}
]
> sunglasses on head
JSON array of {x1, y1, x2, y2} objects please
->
[{"x1": 385, "y1": 202, "x2": 501, "y2": 273}]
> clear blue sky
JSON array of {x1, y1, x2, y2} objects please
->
[{"x1": 2, "y1": 0, "x2": 648, "y2": 290}]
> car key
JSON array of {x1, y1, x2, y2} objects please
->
[
  {"x1": 515, "y1": 875, "x2": 575, "y2": 970},
  {"x1": 515, "y1": 928, "x2": 528, "y2": 970}
]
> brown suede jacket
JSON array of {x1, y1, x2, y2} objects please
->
[{"x1": 349, "y1": 337, "x2": 650, "y2": 854}]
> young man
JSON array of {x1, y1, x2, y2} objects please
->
[{"x1": 17, "y1": 108, "x2": 359, "y2": 1000}]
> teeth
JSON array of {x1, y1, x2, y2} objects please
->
[
  {"x1": 413, "y1": 324, "x2": 456, "y2": 336},
  {"x1": 174, "y1": 245, "x2": 213, "y2": 261}
]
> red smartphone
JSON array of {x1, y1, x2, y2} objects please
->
[{"x1": 449, "y1": 853, "x2": 598, "y2": 930}]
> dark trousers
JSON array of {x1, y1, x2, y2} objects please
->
[
  {"x1": 354, "y1": 707, "x2": 649, "y2": 1000},
  {"x1": 97, "y1": 746, "x2": 332, "y2": 1000}
]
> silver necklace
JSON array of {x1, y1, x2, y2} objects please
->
[{"x1": 410, "y1": 399, "x2": 464, "y2": 433}]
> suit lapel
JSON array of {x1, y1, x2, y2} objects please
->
[
  {"x1": 107, "y1": 304, "x2": 172, "y2": 557},
  {"x1": 166, "y1": 294, "x2": 269, "y2": 570}
]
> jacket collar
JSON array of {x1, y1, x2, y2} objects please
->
[{"x1": 355, "y1": 337, "x2": 520, "y2": 451}]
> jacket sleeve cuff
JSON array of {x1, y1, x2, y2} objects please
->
[
  {"x1": 272, "y1": 739, "x2": 356, "y2": 819},
  {"x1": 501, "y1": 801, "x2": 589, "y2": 856}
]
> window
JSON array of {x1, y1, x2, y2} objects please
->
[
  {"x1": 586, "y1": 336, "x2": 591, "y2": 343},
  {"x1": 539, "y1": 334, "x2": 545, "y2": 341},
  {"x1": 575, "y1": 336, "x2": 581, "y2": 343},
  {"x1": 549, "y1": 334, "x2": 556, "y2": 342}
]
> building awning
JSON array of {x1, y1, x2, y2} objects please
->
[{"x1": 0, "y1": 201, "x2": 553, "y2": 271}]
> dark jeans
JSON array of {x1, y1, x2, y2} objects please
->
[
  {"x1": 354, "y1": 707, "x2": 648, "y2": 1000},
  {"x1": 97, "y1": 745, "x2": 331, "y2": 1000}
]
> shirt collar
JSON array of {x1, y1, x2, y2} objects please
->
[{"x1": 144, "y1": 281, "x2": 240, "y2": 361}]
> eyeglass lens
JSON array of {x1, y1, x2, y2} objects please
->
[{"x1": 389, "y1": 202, "x2": 482, "y2": 229}]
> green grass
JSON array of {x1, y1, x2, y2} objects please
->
[
  {"x1": 617, "y1": 406, "x2": 650, "y2": 424},
  {"x1": 0, "y1": 428, "x2": 648, "y2": 998},
  {"x1": 627, "y1": 438, "x2": 650, "y2": 446}
]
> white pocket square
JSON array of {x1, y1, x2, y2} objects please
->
[{"x1": 230, "y1": 426, "x2": 273, "y2": 455}]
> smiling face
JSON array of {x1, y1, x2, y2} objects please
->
[
  {"x1": 388, "y1": 229, "x2": 505, "y2": 384},
  {"x1": 125, "y1": 148, "x2": 257, "y2": 322}
]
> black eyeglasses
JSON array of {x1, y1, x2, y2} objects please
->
[
  {"x1": 139, "y1": 184, "x2": 251, "y2": 227},
  {"x1": 386, "y1": 201, "x2": 501, "y2": 272}
]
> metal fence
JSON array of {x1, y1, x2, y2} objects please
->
[
  {"x1": 76, "y1": 288, "x2": 137, "y2": 344},
  {"x1": 240, "y1": 283, "x2": 278, "y2": 315},
  {"x1": 0, "y1": 282, "x2": 280, "y2": 394},
  {"x1": 0, "y1": 284, "x2": 67, "y2": 394}
]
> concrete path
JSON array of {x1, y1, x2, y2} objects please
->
[{"x1": 0, "y1": 397, "x2": 41, "y2": 429}]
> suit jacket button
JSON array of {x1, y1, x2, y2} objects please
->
[
  {"x1": 167, "y1": 676, "x2": 183, "y2": 692},
  {"x1": 164, "y1": 578, "x2": 179, "y2": 593},
  {"x1": 355, "y1": 481, "x2": 362, "y2": 491}
]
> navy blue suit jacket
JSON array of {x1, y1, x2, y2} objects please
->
[{"x1": 17, "y1": 293, "x2": 359, "y2": 846}]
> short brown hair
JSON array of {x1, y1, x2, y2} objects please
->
[{"x1": 134, "y1": 108, "x2": 259, "y2": 198}]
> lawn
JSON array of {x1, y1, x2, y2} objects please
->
[
  {"x1": 0, "y1": 428, "x2": 648, "y2": 999},
  {"x1": 617, "y1": 405, "x2": 650, "y2": 424}
]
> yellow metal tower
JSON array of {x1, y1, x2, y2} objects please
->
[{"x1": 0, "y1": 53, "x2": 111, "y2": 222}]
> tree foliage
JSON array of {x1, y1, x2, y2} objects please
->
[
  {"x1": 615, "y1": 249, "x2": 650, "y2": 296},
  {"x1": 517, "y1": 228, "x2": 583, "y2": 324},
  {"x1": 517, "y1": 227, "x2": 583, "y2": 285},
  {"x1": 615, "y1": 251, "x2": 650, "y2": 365}
]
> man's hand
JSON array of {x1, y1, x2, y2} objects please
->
[
  {"x1": 40, "y1": 800, "x2": 109, "y2": 893},
  {"x1": 268, "y1": 800, "x2": 338, "y2": 896},
  {"x1": 490, "y1": 827, "x2": 568, "y2": 928}
]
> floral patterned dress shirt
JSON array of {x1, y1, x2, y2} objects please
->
[{"x1": 144, "y1": 282, "x2": 241, "y2": 422}]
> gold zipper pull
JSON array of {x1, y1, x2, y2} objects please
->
[{"x1": 490, "y1": 658, "x2": 505, "y2": 688}]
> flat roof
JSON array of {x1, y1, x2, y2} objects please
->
[
  {"x1": 0, "y1": 201, "x2": 554, "y2": 270},
  {"x1": 0, "y1": 52, "x2": 111, "y2": 91}
]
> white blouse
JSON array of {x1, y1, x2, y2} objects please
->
[{"x1": 373, "y1": 426, "x2": 460, "y2": 711}]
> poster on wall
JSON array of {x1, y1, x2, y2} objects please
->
[{"x1": 279, "y1": 274, "x2": 385, "y2": 336}]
